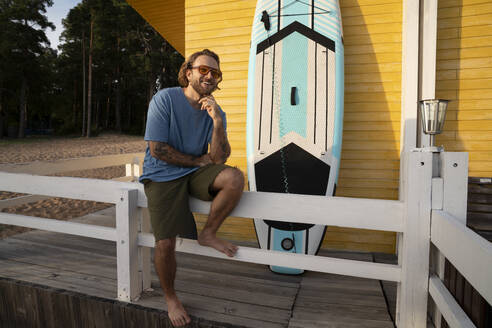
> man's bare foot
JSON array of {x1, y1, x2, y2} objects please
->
[
  {"x1": 198, "y1": 231, "x2": 238, "y2": 257},
  {"x1": 166, "y1": 296, "x2": 191, "y2": 327}
]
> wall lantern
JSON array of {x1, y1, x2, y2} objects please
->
[{"x1": 419, "y1": 99, "x2": 449, "y2": 149}]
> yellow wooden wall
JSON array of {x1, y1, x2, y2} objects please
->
[{"x1": 436, "y1": 0, "x2": 492, "y2": 178}]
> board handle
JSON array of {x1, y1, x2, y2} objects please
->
[{"x1": 291, "y1": 87, "x2": 297, "y2": 106}]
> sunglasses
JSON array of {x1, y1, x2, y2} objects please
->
[{"x1": 191, "y1": 65, "x2": 222, "y2": 80}]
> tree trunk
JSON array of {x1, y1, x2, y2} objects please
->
[
  {"x1": 86, "y1": 13, "x2": 94, "y2": 138},
  {"x1": 115, "y1": 37, "x2": 122, "y2": 132},
  {"x1": 0, "y1": 88, "x2": 3, "y2": 139},
  {"x1": 82, "y1": 30, "x2": 86, "y2": 136},
  {"x1": 18, "y1": 77, "x2": 28, "y2": 138},
  {"x1": 105, "y1": 76, "x2": 111, "y2": 129},
  {"x1": 142, "y1": 74, "x2": 153, "y2": 134},
  {"x1": 72, "y1": 79, "x2": 77, "y2": 125},
  {"x1": 126, "y1": 101, "x2": 131, "y2": 131},
  {"x1": 105, "y1": 96, "x2": 110, "y2": 128},
  {"x1": 95, "y1": 97, "x2": 100, "y2": 130}
]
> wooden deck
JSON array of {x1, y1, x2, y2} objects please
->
[{"x1": 0, "y1": 207, "x2": 400, "y2": 327}]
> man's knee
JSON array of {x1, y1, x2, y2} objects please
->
[
  {"x1": 155, "y1": 238, "x2": 176, "y2": 254},
  {"x1": 223, "y1": 167, "x2": 244, "y2": 192}
]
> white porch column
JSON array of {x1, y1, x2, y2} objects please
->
[
  {"x1": 419, "y1": 0, "x2": 439, "y2": 148},
  {"x1": 399, "y1": 0, "x2": 421, "y2": 201}
]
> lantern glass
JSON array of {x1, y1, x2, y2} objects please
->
[{"x1": 419, "y1": 99, "x2": 449, "y2": 135}]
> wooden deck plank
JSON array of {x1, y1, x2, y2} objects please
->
[
  {"x1": 174, "y1": 269, "x2": 297, "y2": 309},
  {"x1": 175, "y1": 251, "x2": 303, "y2": 287},
  {"x1": 0, "y1": 263, "x2": 116, "y2": 299},
  {"x1": 288, "y1": 318, "x2": 394, "y2": 328},
  {"x1": 9, "y1": 232, "x2": 117, "y2": 258},
  {"x1": 291, "y1": 304, "x2": 391, "y2": 322},
  {"x1": 143, "y1": 283, "x2": 292, "y2": 324},
  {"x1": 138, "y1": 297, "x2": 286, "y2": 328},
  {"x1": 296, "y1": 288, "x2": 387, "y2": 308},
  {"x1": 0, "y1": 240, "x2": 117, "y2": 280}
]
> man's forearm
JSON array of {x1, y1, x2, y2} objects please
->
[
  {"x1": 209, "y1": 119, "x2": 231, "y2": 164},
  {"x1": 150, "y1": 141, "x2": 211, "y2": 167}
]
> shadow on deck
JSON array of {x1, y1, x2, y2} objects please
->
[{"x1": 0, "y1": 208, "x2": 399, "y2": 328}]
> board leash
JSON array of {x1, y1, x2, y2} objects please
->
[
  {"x1": 263, "y1": 5, "x2": 296, "y2": 233},
  {"x1": 265, "y1": 15, "x2": 290, "y2": 196}
]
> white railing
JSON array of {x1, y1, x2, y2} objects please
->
[
  {"x1": 0, "y1": 151, "x2": 491, "y2": 328},
  {"x1": 427, "y1": 152, "x2": 492, "y2": 328},
  {"x1": 0, "y1": 153, "x2": 144, "y2": 210}
]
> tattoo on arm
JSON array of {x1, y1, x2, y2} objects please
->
[
  {"x1": 209, "y1": 122, "x2": 231, "y2": 164},
  {"x1": 150, "y1": 141, "x2": 199, "y2": 167},
  {"x1": 220, "y1": 140, "x2": 230, "y2": 162},
  {"x1": 153, "y1": 142, "x2": 170, "y2": 158}
]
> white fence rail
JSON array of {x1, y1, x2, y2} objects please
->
[
  {"x1": 428, "y1": 275, "x2": 476, "y2": 328},
  {"x1": 431, "y1": 210, "x2": 492, "y2": 306},
  {"x1": 0, "y1": 151, "x2": 491, "y2": 328}
]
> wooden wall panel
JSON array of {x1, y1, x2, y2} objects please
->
[{"x1": 436, "y1": 0, "x2": 492, "y2": 178}]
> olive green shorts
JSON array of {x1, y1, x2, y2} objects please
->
[{"x1": 143, "y1": 164, "x2": 230, "y2": 242}]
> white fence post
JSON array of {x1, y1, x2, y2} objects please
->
[
  {"x1": 440, "y1": 152, "x2": 468, "y2": 224},
  {"x1": 430, "y1": 152, "x2": 468, "y2": 326},
  {"x1": 116, "y1": 188, "x2": 141, "y2": 301},
  {"x1": 139, "y1": 208, "x2": 151, "y2": 290},
  {"x1": 396, "y1": 151, "x2": 433, "y2": 327},
  {"x1": 429, "y1": 153, "x2": 444, "y2": 327}
]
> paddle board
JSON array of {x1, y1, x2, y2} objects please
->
[{"x1": 246, "y1": 0, "x2": 344, "y2": 274}]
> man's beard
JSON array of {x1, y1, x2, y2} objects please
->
[{"x1": 190, "y1": 78, "x2": 216, "y2": 97}]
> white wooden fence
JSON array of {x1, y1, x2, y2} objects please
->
[{"x1": 0, "y1": 151, "x2": 491, "y2": 328}]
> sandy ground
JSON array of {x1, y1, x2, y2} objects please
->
[{"x1": 0, "y1": 133, "x2": 147, "y2": 238}]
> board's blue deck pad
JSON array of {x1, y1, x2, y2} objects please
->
[{"x1": 280, "y1": 32, "x2": 308, "y2": 138}]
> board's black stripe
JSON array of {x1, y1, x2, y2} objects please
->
[
  {"x1": 325, "y1": 48, "x2": 328, "y2": 152},
  {"x1": 270, "y1": 44, "x2": 276, "y2": 144},
  {"x1": 257, "y1": 21, "x2": 335, "y2": 54},
  {"x1": 267, "y1": 224, "x2": 272, "y2": 250},
  {"x1": 258, "y1": 51, "x2": 265, "y2": 150},
  {"x1": 314, "y1": 42, "x2": 317, "y2": 145}
]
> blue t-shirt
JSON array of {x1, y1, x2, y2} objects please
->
[{"x1": 139, "y1": 87, "x2": 227, "y2": 182}]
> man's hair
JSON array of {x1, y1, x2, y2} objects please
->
[{"x1": 177, "y1": 49, "x2": 221, "y2": 88}]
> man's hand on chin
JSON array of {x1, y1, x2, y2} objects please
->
[{"x1": 198, "y1": 95, "x2": 221, "y2": 122}]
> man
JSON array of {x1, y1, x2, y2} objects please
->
[{"x1": 139, "y1": 49, "x2": 244, "y2": 327}]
